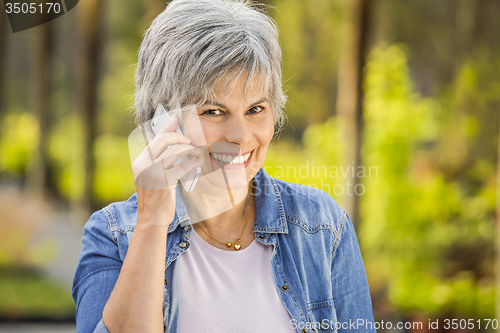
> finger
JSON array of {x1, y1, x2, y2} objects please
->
[
  {"x1": 134, "y1": 143, "x2": 199, "y2": 179},
  {"x1": 148, "y1": 132, "x2": 192, "y2": 159},
  {"x1": 162, "y1": 144, "x2": 200, "y2": 158},
  {"x1": 133, "y1": 159, "x2": 174, "y2": 189},
  {"x1": 160, "y1": 114, "x2": 179, "y2": 134},
  {"x1": 165, "y1": 158, "x2": 203, "y2": 186},
  {"x1": 156, "y1": 146, "x2": 201, "y2": 168}
]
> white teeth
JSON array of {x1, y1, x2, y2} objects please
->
[{"x1": 210, "y1": 151, "x2": 252, "y2": 164}]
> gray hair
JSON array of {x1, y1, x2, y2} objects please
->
[{"x1": 134, "y1": 0, "x2": 287, "y2": 135}]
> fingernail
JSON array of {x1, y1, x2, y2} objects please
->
[{"x1": 168, "y1": 115, "x2": 177, "y2": 123}]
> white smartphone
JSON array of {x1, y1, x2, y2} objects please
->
[{"x1": 150, "y1": 104, "x2": 201, "y2": 192}]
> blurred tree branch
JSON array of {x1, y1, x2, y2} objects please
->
[
  {"x1": 76, "y1": 0, "x2": 103, "y2": 215},
  {"x1": 335, "y1": 0, "x2": 371, "y2": 229},
  {"x1": 456, "y1": 0, "x2": 477, "y2": 55},
  {"x1": 0, "y1": 11, "x2": 6, "y2": 122},
  {"x1": 26, "y1": 21, "x2": 53, "y2": 197}
]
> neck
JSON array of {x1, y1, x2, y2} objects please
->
[{"x1": 179, "y1": 177, "x2": 254, "y2": 237}]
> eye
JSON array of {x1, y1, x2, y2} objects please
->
[
  {"x1": 201, "y1": 109, "x2": 224, "y2": 116},
  {"x1": 248, "y1": 106, "x2": 264, "y2": 114}
]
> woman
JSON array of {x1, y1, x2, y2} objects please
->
[{"x1": 72, "y1": 0, "x2": 376, "y2": 332}]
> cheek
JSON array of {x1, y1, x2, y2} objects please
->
[
  {"x1": 198, "y1": 123, "x2": 220, "y2": 142},
  {"x1": 256, "y1": 116, "x2": 275, "y2": 147},
  {"x1": 182, "y1": 117, "x2": 208, "y2": 146}
]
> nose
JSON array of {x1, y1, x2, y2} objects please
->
[{"x1": 223, "y1": 115, "x2": 253, "y2": 146}]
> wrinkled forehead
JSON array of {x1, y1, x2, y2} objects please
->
[
  {"x1": 180, "y1": 69, "x2": 270, "y2": 109},
  {"x1": 214, "y1": 72, "x2": 268, "y2": 102}
]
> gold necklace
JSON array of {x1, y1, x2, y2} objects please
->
[{"x1": 195, "y1": 187, "x2": 252, "y2": 251}]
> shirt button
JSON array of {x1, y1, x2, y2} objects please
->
[
  {"x1": 164, "y1": 278, "x2": 167, "y2": 286},
  {"x1": 302, "y1": 329, "x2": 307, "y2": 333},
  {"x1": 163, "y1": 325, "x2": 167, "y2": 332},
  {"x1": 184, "y1": 226, "x2": 189, "y2": 232},
  {"x1": 179, "y1": 242, "x2": 187, "y2": 248},
  {"x1": 258, "y1": 235, "x2": 265, "y2": 240},
  {"x1": 321, "y1": 321, "x2": 329, "y2": 329},
  {"x1": 281, "y1": 284, "x2": 289, "y2": 291}
]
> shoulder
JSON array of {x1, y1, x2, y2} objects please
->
[
  {"x1": 85, "y1": 193, "x2": 139, "y2": 245},
  {"x1": 102, "y1": 193, "x2": 139, "y2": 229},
  {"x1": 270, "y1": 176, "x2": 346, "y2": 235}
]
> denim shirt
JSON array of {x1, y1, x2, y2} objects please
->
[{"x1": 72, "y1": 168, "x2": 376, "y2": 333}]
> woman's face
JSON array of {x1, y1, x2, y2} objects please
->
[{"x1": 181, "y1": 75, "x2": 275, "y2": 191}]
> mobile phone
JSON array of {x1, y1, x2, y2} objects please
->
[{"x1": 150, "y1": 104, "x2": 201, "y2": 192}]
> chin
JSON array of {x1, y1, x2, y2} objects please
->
[{"x1": 202, "y1": 167, "x2": 252, "y2": 191}]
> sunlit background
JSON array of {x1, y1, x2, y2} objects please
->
[{"x1": 0, "y1": 0, "x2": 499, "y2": 331}]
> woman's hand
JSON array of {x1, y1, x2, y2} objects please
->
[
  {"x1": 131, "y1": 115, "x2": 202, "y2": 228},
  {"x1": 102, "y1": 115, "x2": 200, "y2": 333}
]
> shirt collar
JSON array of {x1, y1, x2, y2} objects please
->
[{"x1": 166, "y1": 167, "x2": 288, "y2": 234}]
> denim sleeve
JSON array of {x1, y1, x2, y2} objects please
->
[
  {"x1": 72, "y1": 209, "x2": 122, "y2": 333},
  {"x1": 331, "y1": 209, "x2": 376, "y2": 333}
]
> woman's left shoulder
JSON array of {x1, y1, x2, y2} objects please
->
[{"x1": 270, "y1": 177, "x2": 346, "y2": 233}]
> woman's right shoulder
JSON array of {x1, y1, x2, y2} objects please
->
[{"x1": 85, "y1": 192, "x2": 139, "y2": 246}]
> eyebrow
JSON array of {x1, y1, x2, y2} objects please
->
[{"x1": 202, "y1": 98, "x2": 269, "y2": 109}]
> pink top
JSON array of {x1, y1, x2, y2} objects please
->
[{"x1": 178, "y1": 228, "x2": 296, "y2": 332}]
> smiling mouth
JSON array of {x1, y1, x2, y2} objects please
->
[{"x1": 209, "y1": 151, "x2": 253, "y2": 165}]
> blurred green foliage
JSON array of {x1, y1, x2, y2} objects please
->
[
  {"x1": 94, "y1": 134, "x2": 137, "y2": 201},
  {"x1": 273, "y1": 0, "x2": 343, "y2": 137},
  {"x1": 0, "y1": 268, "x2": 75, "y2": 320},
  {"x1": 265, "y1": 116, "x2": 347, "y2": 205},
  {"x1": 360, "y1": 44, "x2": 497, "y2": 319},
  {"x1": 0, "y1": 110, "x2": 39, "y2": 177},
  {"x1": 48, "y1": 114, "x2": 85, "y2": 202}
]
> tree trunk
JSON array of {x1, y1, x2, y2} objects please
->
[
  {"x1": 0, "y1": 7, "x2": 7, "y2": 120},
  {"x1": 456, "y1": 0, "x2": 477, "y2": 55},
  {"x1": 75, "y1": 0, "x2": 102, "y2": 216},
  {"x1": 335, "y1": 0, "x2": 370, "y2": 230},
  {"x1": 26, "y1": 22, "x2": 52, "y2": 197}
]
